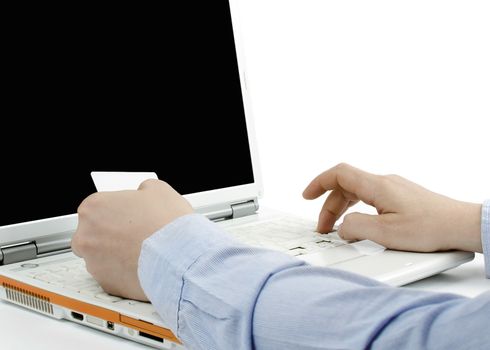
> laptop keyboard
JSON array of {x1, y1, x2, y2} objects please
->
[
  {"x1": 21, "y1": 216, "x2": 349, "y2": 302},
  {"x1": 24, "y1": 259, "x2": 124, "y2": 302},
  {"x1": 224, "y1": 216, "x2": 349, "y2": 256}
]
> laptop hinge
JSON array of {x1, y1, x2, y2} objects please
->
[
  {"x1": 231, "y1": 200, "x2": 258, "y2": 219},
  {"x1": 0, "y1": 231, "x2": 73, "y2": 266},
  {"x1": 0, "y1": 241, "x2": 38, "y2": 266},
  {"x1": 35, "y1": 231, "x2": 73, "y2": 258}
]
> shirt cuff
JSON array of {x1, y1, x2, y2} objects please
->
[
  {"x1": 482, "y1": 200, "x2": 490, "y2": 278},
  {"x1": 137, "y1": 213, "x2": 236, "y2": 334}
]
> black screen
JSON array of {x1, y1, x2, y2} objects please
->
[{"x1": 2, "y1": 2, "x2": 254, "y2": 226}]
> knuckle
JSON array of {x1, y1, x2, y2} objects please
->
[
  {"x1": 377, "y1": 175, "x2": 394, "y2": 192},
  {"x1": 376, "y1": 174, "x2": 406, "y2": 196},
  {"x1": 385, "y1": 174, "x2": 403, "y2": 182},
  {"x1": 76, "y1": 202, "x2": 88, "y2": 218},
  {"x1": 70, "y1": 234, "x2": 81, "y2": 254},
  {"x1": 139, "y1": 178, "x2": 167, "y2": 190},
  {"x1": 140, "y1": 178, "x2": 158, "y2": 187},
  {"x1": 335, "y1": 162, "x2": 351, "y2": 172},
  {"x1": 157, "y1": 179, "x2": 171, "y2": 190},
  {"x1": 342, "y1": 212, "x2": 355, "y2": 224},
  {"x1": 341, "y1": 212, "x2": 357, "y2": 231},
  {"x1": 71, "y1": 234, "x2": 90, "y2": 255},
  {"x1": 77, "y1": 192, "x2": 103, "y2": 216}
]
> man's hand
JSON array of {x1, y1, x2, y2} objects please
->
[
  {"x1": 71, "y1": 179, "x2": 193, "y2": 301},
  {"x1": 303, "y1": 163, "x2": 482, "y2": 253}
]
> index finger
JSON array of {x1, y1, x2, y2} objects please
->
[{"x1": 302, "y1": 163, "x2": 378, "y2": 206}]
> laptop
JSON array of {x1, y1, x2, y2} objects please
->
[{"x1": 0, "y1": 0, "x2": 474, "y2": 349}]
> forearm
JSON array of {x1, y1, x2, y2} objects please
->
[
  {"x1": 254, "y1": 265, "x2": 490, "y2": 350},
  {"x1": 138, "y1": 214, "x2": 303, "y2": 349},
  {"x1": 138, "y1": 214, "x2": 490, "y2": 349}
]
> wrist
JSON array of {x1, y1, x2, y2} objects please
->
[{"x1": 449, "y1": 201, "x2": 482, "y2": 253}]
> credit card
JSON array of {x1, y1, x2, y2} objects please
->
[{"x1": 90, "y1": 172, "x2": 158, "y2": 192}]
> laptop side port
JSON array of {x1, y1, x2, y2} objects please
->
[
  {"x1": 107, "y1": 321, "x2": 114, "y2": 330},
  {"x1": 139, "y1": 331, "x2": 163, "y2": 343},
  {"x1": 71, "y1": 311, "x2": 84, "y2": 321}
]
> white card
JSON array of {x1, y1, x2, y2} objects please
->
[{"x1": 91, "y1": 172, "x2": 158, "y2": 192}]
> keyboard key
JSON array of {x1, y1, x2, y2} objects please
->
[{"x1": 224, "y1": 215, "x2": 347, "y2": 256}]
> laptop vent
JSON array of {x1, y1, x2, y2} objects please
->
[{"x1": 3, "y1": 283, "x2": 54, "y2": 315}]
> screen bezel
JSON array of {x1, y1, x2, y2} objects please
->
[{"x1": 0, "y1": 0, "x2": 263, "y2": 246}]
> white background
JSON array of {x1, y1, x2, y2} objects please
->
[
  {"x1": 1, "y1": 2, "x2": 489, "y2": 349},
  {"x1": 236, "y1": 0, "x2": 490, "y2": 220}
]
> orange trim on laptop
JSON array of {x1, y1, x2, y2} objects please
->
[{"x1": 0, "y1": 275, "x2": 180, "y2": 344}]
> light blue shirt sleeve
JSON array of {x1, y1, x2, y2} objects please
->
[
  {"x1": 482, "y1": 199, "x2": 490, "y2": 278},
  {"x1": 139, "y1": 213, "x2": 490, "y2": 350}
]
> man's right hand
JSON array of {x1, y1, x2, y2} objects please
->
[{"x1": 303, "y1": 163, "x2": 482, "y2": 253}]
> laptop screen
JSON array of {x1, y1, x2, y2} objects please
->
[{"x1": 2, "y1": 2, "x2": 254, "y2": 226}]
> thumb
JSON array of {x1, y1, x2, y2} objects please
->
[
  {"x1": 138, "y1": 178, "x2": 163, "y2": 191},
  {"x1": 338, "y1": 212, "x2": 387, "y2": 245}
]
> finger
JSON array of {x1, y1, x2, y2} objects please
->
[
  {"x1": 71, "y1": 224, "x2": 86, "y2": 258},
  {"x1": 338, "y1": 212, "x2": 390, "y2": 246},
  {"x1": 316, "y1": 189, "x2": 357, "y2": 233},
  {"x1": 303, "y1": 163, "x2": 378, "y2": 206},
  {"x1": 138, "y1": 178, "x2": 164, "y2": 191},
  {"x1": 71, "y1": 233, "x2": 82, "y2": 257}
]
